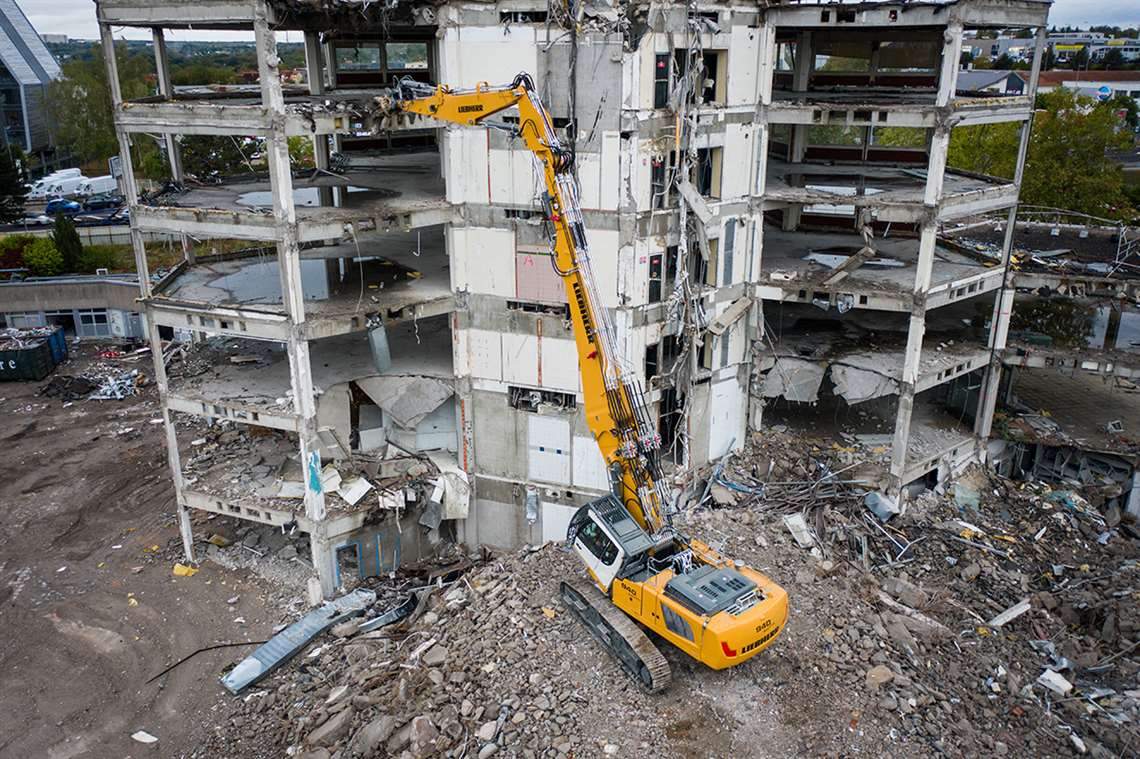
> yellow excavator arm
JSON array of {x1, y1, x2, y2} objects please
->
[
  {"x1": 388, "y1": 73, "x2": 788, "y2": 688},
  {"x1": 392, "y1": 73, "x2": 668, "y2": 534}
]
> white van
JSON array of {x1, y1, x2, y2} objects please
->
[
  {"x1": 44, "y1": 175, "x2": 88, "y2": 198},
  {"x1": 76, "y1": 175, "x2": 117, "y2": 196},
  {"x1": 28, "y1": 169, "x2": 83, "y2": 200}
]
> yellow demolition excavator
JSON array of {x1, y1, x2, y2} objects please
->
[{"x1": 385, "y1": 73, "x2": 788, "y2": 691}]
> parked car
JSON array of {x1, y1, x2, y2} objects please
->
[
  {"x1": 82, "y1": 193, "x2": 124, "y2": 211},
  {"x1": 44, "y1": 198, "x2": 81, "y2": 216},
  {"x1": 22, "y1": 213, "x2": 53, "y2": 227},
  {"x1": 73, "y1": 210, "x2": 114, "y2": 226}
]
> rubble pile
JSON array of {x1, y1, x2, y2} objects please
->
[
  {"x1": 37, "y1": 369, "x2": 147, "y2": 400},
  {"x1": 180, "y1": 420, "x2": 439, "y2": 515},
  {"x1": 187, "y1": 428, "x2": 1139, "y2": 758},
  {"x1": 192, "y1": 544, "x2": 668, "y2": 759},
  {"x1": 683, "y1": 435, "x2": 1140, "y2": 758},
  {"x1": 0, "y1": 326, "x2": 59, "y2": 349}
]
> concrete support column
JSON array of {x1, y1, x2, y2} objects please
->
[
  {"x1": 783, "y1": 30, "x2": 812, "y2": 232},
  {"x1": 100, "y1": 21, "x2": 195, "y2": 561},
  {"x1": 886, "y1": 24, "x2": 965, "y2": 487},
  {"x1": 152, "y1": 28, "x2": 194, "y2": 266},
  {"x1": 753, "y1": 22, "x2": 776, "y2": 199},
  {"x1": 889, "y1": 222, "x2": 940, "y2": 484},
  {"x1": 151, "y1": 28, "x2": 184, "y2": 183},
  {"x1": 974, "y1": 27, "x2": 1047, "y2": 441},
  {"x1": 304, "y1": 31, "x2": 336, "y2": 209},
  {"x1": 255, "y1": 7, "x2": 334, "y2": 597},
  {"x1": 934, "y1": 23, "x2": 964, "y2": 109}
]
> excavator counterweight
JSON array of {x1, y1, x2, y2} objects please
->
[{"x1": 389, "y1": 73, "x2": 788, "y2": 687}]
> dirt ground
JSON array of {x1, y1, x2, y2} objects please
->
[{"x1": 0, "y1": 344, "x2": 278, "y2": 759}]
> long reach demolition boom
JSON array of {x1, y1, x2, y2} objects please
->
[{"x1": 387, "y1": 73, "x2": 788, "y2": 690}]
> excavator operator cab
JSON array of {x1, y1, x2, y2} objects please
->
[{"x1": 567, "y1": 496, "x2": 654, "y2": 592}]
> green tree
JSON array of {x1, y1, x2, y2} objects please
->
[
  {"x1": 0, "y1": 148, "x2": 26, "y2": 223},
  {"x1": 288, "y1": 136, "x2": 314, "y2": 169},
  {"x1": 44, "y1": 43, "x2": 154, "y2": 167},
  {"x1": 992, "y1": 52, "x2": 1016, "y2": 70},
  {"x1": 949, "y1": 88, "x2": 1135, "y2": 220},
  {"x1": 1096, "y1": 49, "x2": 1126, "y2": 70},
  {"x1": 24, "y1": 238, "x2": 63, "y2": 276},
  {"x1": 180, "y1": 135, "x2": 262, "y2": 180},
  {"x1": 0, "y1": 234, "x2": 34, "y2": 268},
  {"x1": 51, "y1": 215, "x2": 84, "y2": 273},
  {"x1": 79, "y1": 244, "x2": 122, "y2": 272},
  {"x1": 1108, "y1": 92, "x2": 1139, "y2": 131}
]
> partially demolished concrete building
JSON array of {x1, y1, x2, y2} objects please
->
[{"x1": 95, "y1": 0, "x2": 1050, "y2": 594}]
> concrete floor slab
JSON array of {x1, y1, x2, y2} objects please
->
[
  {"x1": 760, "y1": 227, "x2": 997, "y2": 302},
  {"x1": 169, "y1": 315, "x2": 454, "y2": 412},
  {"x1": 159, "y1": 225, "x2": 452, "y2": 329}
]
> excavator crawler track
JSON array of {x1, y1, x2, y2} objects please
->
[{"x1": 559, "y1": 579, "x2": 671, "y2": 693}]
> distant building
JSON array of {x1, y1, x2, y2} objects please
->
[
  {"x1": 961, "y1": 35, "x2": 1036, "y2": 63},
  {"x1": 1022, "y1": 70, "x2": 1140, "y2": 104},
  {"x1": 40, "y1": 33, "x2": 68, "y2": 44},
  {"x1": 963, "y1": 32, "x2": 1140, "y2": 67},
  {"x1": 957, "y1": 69, "x2": 1026, "y2": 95},
  {"x1": 0, "y1": 0, "x2": 62, "y2": 161},
  {"x1": 1089, "y1": 39, "x2": 1140, "y2": 63}
]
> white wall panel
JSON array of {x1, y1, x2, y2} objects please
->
[
  {"x1": 540, "y1": 337, "x2": 579, "y2": 392},
  {"x1": 467, "y1": 329, "x2": 503, "y2": 381},
  {"x1": 727, "y1": 24, "x2": 761, "y2": 106},
  {"x1": 708, "y1": 377, "x2": 747, "y2": 460},
  {"x1": 542, "y1": 501, "x2": 580, "y2": 543},
  {"x1": 451, "y1": 227, "x2": 515, "y2": 297},
  {"x1": 587, "y1": 229, "x2": 621, "y2": 309},
  {"x1": 528, "y1": 414, "x2": 571, "y2": 485},
  {"x1": 441, "y1": 27, "x2": 538, "y2": 88},
  {"x1": 600, "y1": 131, "x2": 621, "y2": 210},
  {"x1": 576, "y1": 133, "x2": 620, "y2": 211},
  {"x1": 572, "y1": 435, "x2": 609, "y2": 491},
  {"x1": 721, "y1": 124, "x2": 753, "y2": 200},
  {"x1": 443, "y1": 129, "x2": 489, "y2": 205},
  {"x1": 503, "y1": 332, "x2": 540, "y2": 386},
  {"x1": 577, "y1": 152, "x2": 602, "y2": 210},
  {"x1": 489, "y1": 148, "x2": 538, "y2": 206}
]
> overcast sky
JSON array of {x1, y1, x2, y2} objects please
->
[{"x1": 23, "y1": 0, "x2": 1140, "y2": 41}]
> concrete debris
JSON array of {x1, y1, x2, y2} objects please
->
[
  {"x1": 831, "y1": 361, "x2": 899, "y2": 404},
  {"x1": 88, "y1": 369, "x2": 146, "y2": 400},
  {"x1": 221, "y1": 588, "x2": 376, "y2": 695},
  {"x1": 759, "y1": 356, "x2": 825, "y2": 403},
  {"x1": 866, "y1": 492, "x2": 901, "y2": 522},
  {"x1": 131, "y1": 730, "x2": 158, "y2": 744},
  {"x1": 336, "y1": 477, "x2": 374, "y2": 506},
  {"x1": 782, "y1": 513, "x2": 815, "y2": 549},
  {"x1": 1037, "y1": 669, "x2": 1074, "y2": 696},
  {"x1": 355, "y1": 376, "x2": 453, "y2": 429},
  {"x1": 987, "y1": 599, "x2": 1032, "y2": 628}
]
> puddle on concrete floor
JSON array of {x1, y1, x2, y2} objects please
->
[
  {"x1": 208, "y1": 259, "x2": 331, "y2": 303},
  {"x1": 236, "y1": 186, "x2": 384, "y2": 208},
  {"x1": 1012, "y1": 299, "x2": 1140, "y2": 353}
]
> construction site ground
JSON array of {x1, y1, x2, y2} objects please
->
[
  {"x1": 0, "y1": 344, "x2": 281, "y2": 759},
  {"x1": 4, "y1": 346, "x2": 1137, "y2": 759}
]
